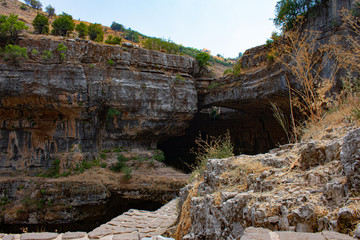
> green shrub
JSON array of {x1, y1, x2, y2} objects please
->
[
  {"x1": 208, "y1": 82, "x2": 219, "y2": 89},
  {"x1": 20, "y1": 4, "x2": 28, "y2": 10},
  {"x1": 124, "y1": 29, "x2": 140, "y2": 43},
  {"x1": 173, "y1": 74, "x2": 186, "y2": 85},
  {"x1": 32, "y1": 14, "x2": 49, "y2": 34},
  {"x1": 223, "y1": 68, "x2": 233, "y2": 76},
  {"x1": 196, "y1": 52, "x2": 211, "y2": 69},
  {"x1": 107, "y1": 59, "x2": 114, "y2": 66},
  {"x1": 56, "y1": 43, "x2": 67, "y2": 62},
  {"x1": 51, "y1": 12, "x2": 75, "y2": 36},
  {"x1": 142, "y1": 37, "x2": 180, "y2": 54},
  {"x1": 88, "y1": 23, "x2": 104, "y2": 42},
  {"x1": 75, "y1": 22, "x2": 88, "y2": 39},
  {"x1": 42, "y1": 50, "x2": 52, "y2": 61},
  {"x1": 101, "y1": 162, "x2": 107, "y2": 168},
  {"x1": 45, "y1": 5, "x2": 55, "y2": 17},
  {"x1": 110, "y1": 154, "x2": 129, "y2": 172},
  {"x1": 2, "y1": 44, "x2": 28, "y2": 64},
  {"x1": 110, "y1": 22, "x2": 125, "y2": 32},
  {"x1": 100, "y1": 153, "x2": 106, "y2": 160},
  {"x1": 153, "y1": 150, "x2": 165, "y2": 162},
  {"x1": 122, "y1": 166, "x2": 132, "y2": 180},
  {"x1": 25, "y1": 0, "x2": 42, "y2": 10},
  {"x1": 31, "y1": 49, "x2": 39, "y2": 56},
  {"x1": 105, "y1": 35, "x2": 122, "y2": 45},
  {"x1": 0, "y1": 14, "x2": 28, "y2": 44},
  {"x1": 106, "y1": 108, "x2": 121, "y2": 122}
]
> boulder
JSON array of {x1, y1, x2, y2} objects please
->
[{"x1": 340, "y1": 128, "x2": 360, "y2": 192}]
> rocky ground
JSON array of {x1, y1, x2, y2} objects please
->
[{"x1": 176, "y1": 121, "x2": 360, "y2": 239}]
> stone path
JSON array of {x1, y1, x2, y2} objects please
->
[
  {"x1": 0, "y1": 199, "x2": 178, "y2": 240},
  {"x1": 240, "y1": 227, "x2": 355, "y2": 240}
]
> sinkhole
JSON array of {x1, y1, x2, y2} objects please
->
[{"x1": 0, "y1": 194, "x2": 163, "y2": 234}]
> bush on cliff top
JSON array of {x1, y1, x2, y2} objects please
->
[
  {"x1": 274, "y1": 0, "x2": 323, "y2": 30},
  {"x1": 51, "y1": 12, "x2": 75, "y2": 36},
  {"x1": 32, "y1": 14, "x2": 49, "y2": 34},
  {"x1": 0, "y1": 14, "x2": 28, "y2": 45}
]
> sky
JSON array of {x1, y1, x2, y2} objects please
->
[{"x1": 23, "y1": 0, "x2": 280, "y2": 58}]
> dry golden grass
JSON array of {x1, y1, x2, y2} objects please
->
[
  {"x1": 301, "y1": 95, "x2": 360, "y2": 141},
  {"x1": 219, "y1": 157, "x2": 270, "y2": 192},
  {"x1": 174, "y1": 181, "x2": 199, "y2": 240}
]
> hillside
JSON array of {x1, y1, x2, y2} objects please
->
[{"x1": 0, "y1": 0, "x2": 232, "y2": 78}]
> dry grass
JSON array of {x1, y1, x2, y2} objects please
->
[
  {"x1": 219, "y1": 157, "x2": 270, "y2": 192},
  {"x1": 301, "y1": 94, "x2": 360, "y2": 141},
  {"x1": 174, "y1": 181, "x2": 199, "y2": 240}
]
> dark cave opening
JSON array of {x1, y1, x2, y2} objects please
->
[
  {"x1": 0, "y1": 194, "x2": 163, "y2": 234},
  {"x1": 158, "y1": 108, "x2": 288, "y2": 173}
]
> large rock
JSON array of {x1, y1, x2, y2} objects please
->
[{"x1": 340, "y1": 128, "x2": 360, "y2": 192}]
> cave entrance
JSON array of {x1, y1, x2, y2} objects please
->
[
  {"x1": 158, "y1": 107, "x2": 288, "y2": 173},
  {"x1": 0, "y1": 194, "x2": 163, "y2": 234}
]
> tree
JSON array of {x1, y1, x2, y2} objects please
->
[
  {"x1": 110, "y1": 22, "x2": 125, "y2": 32},
  {"x1": 45, "y1": 5, "x2": 55, "y2": 17},
  {"x1": 25, "y1": 0, "x2": 42, "y2": 10},
  {"x1": 2, "y1": 44, "x2": 28, "y2": 64},
  {"x1": 75, "y1": 22, "x2": 88, "y2": 39},
  {"x1": 88, "y1": 23, "x2": 104, "y2": 42},
  {"x1": 32, "y1": 14, "x2": 49, "y2": 34},
  {"x1": 274, "y1": 0, "x2": 323, "y2": 30},
  {"x1": 196, "y1": 52, "x2": 211, "y2": 69},
  {"x1": 0, "y1": 14, "x2": 28, "y2": 45},
  {"x1": 51, "y1": 12, "x2": 75, "y2": 36}
]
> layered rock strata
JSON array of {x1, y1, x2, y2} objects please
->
[{"x1": 0, "y1": 38, "x2": 198, "y2": 170}]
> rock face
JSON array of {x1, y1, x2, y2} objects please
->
[
  {"x1": 340, "y1": 128, "x2": 360, "y2": 192},
  {"x1": 178, "y1": 127, "x2": 360, "y2": 239},
  {"x1": 0, "y1": 38, "x2": 197, "y2": 170}
]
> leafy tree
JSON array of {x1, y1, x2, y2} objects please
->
[
  {"x1": 110, "y1": 22, "x2": 125, "y2": 32},
  {"x1": 88, "y1": 23, "x2": 104, "y2": 42},
  {"x1": 25, "y1": 0, "x2": 42, "y2": 10},
  {"x1": 1, "y1": 44, "x2": 28, "y2": 64},
  {"x1": 32, "y1": 14, "x2": 49, "y2": 34},
  {"x1": 105, "y1": 35, "x2": 122, "y2": 45},
  {"x1": 45, "y1": 5, "x2": 55, "y2": 17},
  {"x1": 51, "y1": 12, "x2": 74, "y2": 36},
  {"x1": 75, "y1": 22, "x2": 88, "y2": 39},
  {"x1": 274, "y1": 0, "x2": 322, "y2": 30},
  {"x1": 0, "y1": 14, "x2": 28, "y2": 45},
  {"x1": 196, "y1": 52, "x2": 211, "y2": 69}
]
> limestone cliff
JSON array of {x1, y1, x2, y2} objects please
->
[{"x1": 0, "y1": 38, "x2": 198, "y2": 170}]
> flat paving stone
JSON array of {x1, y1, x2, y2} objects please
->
[
  {"x1": 3, "y1": 235, "x2": 16, "y2": 240},
  {"x1": 21, "y1": 233, "x2": 58, "y2": 240},
  {"x1": 276, "y1": 232, "x2": 325, "y2": 240},
  {"x1": 112, "y1": 232, "x2": 140, "y2": 240},
  {"x1": 88, "y1": 229, "x2": 113, "y2": 239},
  {"x1": 62, "y1": 232, "x2": 87, "y2": 240},
  {"x1": 321, "y1": 231, "x2": 354, "y2": 240},
  {"x1": 112, "y1": 227, "x2": 136, "y2": 235}
]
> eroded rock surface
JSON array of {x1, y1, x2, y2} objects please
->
[
  {"x1": 178, "y1": 127, "x2": 360, "y2": 239},
  {"x1": 0, "y1": 38, "x2": 197, "y2": 170}
]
